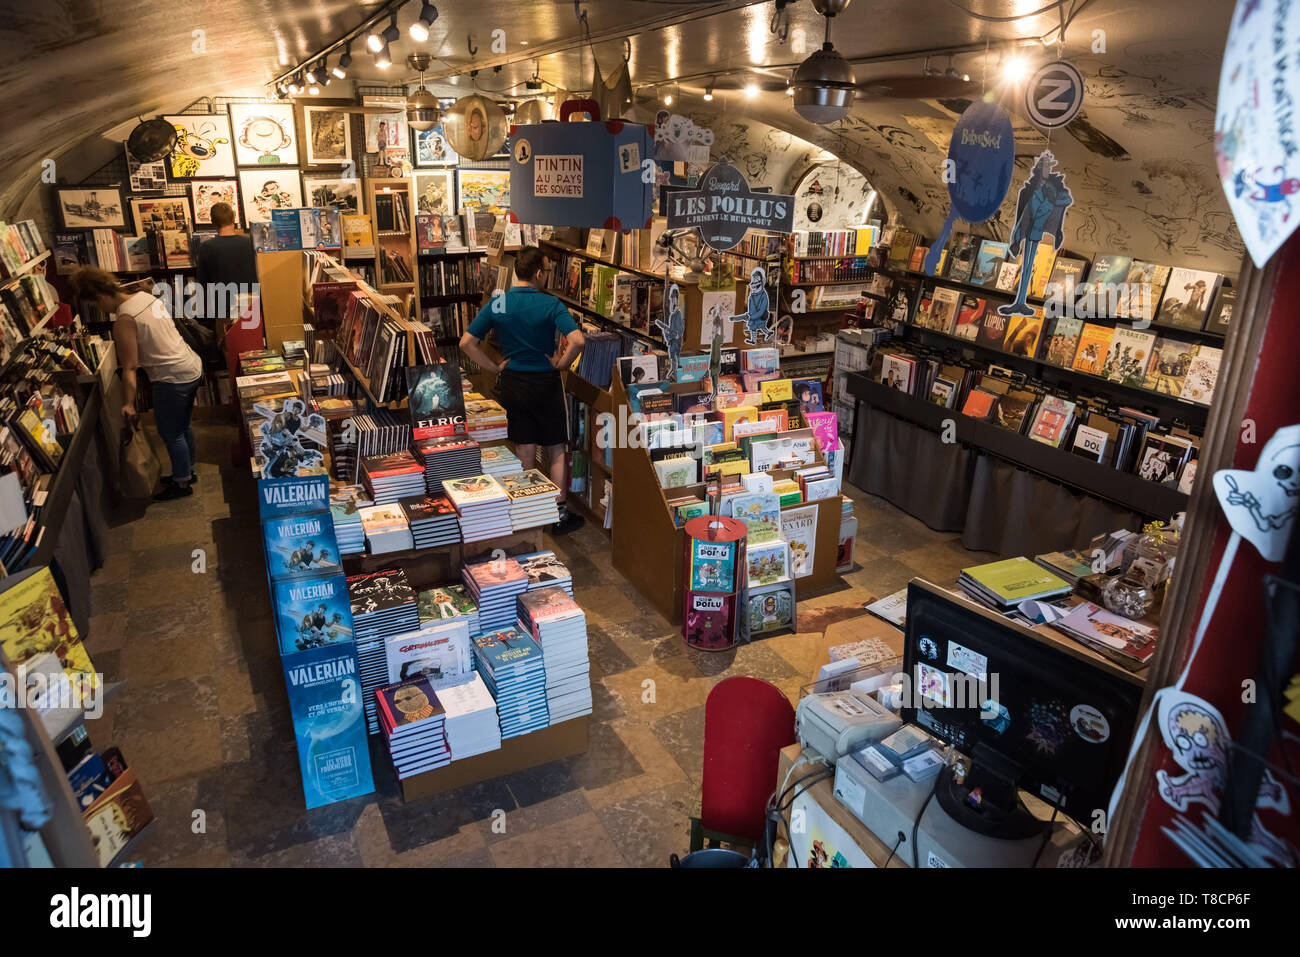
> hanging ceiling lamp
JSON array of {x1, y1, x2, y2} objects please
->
[
  {"x1": 406, "y1": 54, "x2": 442, "y2": 131},
  {"x1": 791, "y1": 0, "x2": 856, "y2": 125}
]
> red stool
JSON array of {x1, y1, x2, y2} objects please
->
[{"x1": 689, "y1": 676, "x2": 796, "y2": 853}]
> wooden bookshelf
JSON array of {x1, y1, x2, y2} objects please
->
[
  {"x1": 0, "y1": 249, "x2": 51, "y2": 284},
  {"x1": 367, "y1": 178, "x2": 420, "y2": 321},
  {"x1": 540, "y1": 238, "x2": 665, "y2": 282}
]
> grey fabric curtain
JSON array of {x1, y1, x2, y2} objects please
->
[
  {"x1": 850, "y1": 406, "x2": 974, "y2": 531},
  {"x1": 847, "y1": 407, "x2": 1143, "y2": 556}
]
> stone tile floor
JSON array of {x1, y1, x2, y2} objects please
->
[{"x1": 86, "y1": 422, "x2": 991, "y2": 867}]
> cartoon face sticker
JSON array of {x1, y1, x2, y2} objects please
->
[{"x1": 918, "y1": 636, "x2": 939, "y2": 660}]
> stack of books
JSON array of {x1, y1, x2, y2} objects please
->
[
  {"x1": 399, "y1": 493, "x2": 461, "y2": 548},
  {"x1": 443, "y1": 474, "x2": 512, "y2": 541},
  {"x1": 358, "y1": 503, "x2": 414, "y2": 554},
  {"x1": 462, "y1": 556, "x2": 529, "y2": 631},
  {"x1": 479, "y1": 445, "x2": 521, "y2": 476},
  {"x1": 329, "y1": 486, "x2": 369, "y2": 555},
  {"x1": 439, "y1": 673, "x2": 503, "y2": 759},
  {"x1": 412, "y1": 435, "x2": 482, "y2": 493},
  {"x1": 957, "y1": 557, "x2": 1073, "y2": 611},
  {"x1": 516, "y1": 550, "x2": 573, "y2": 595},
  {"x1": 348, "y1": 568, "x2": 421, "y2": 733},
  {"x1": 465, "y1": 398, "x2": 508, "y2": 441},
  {"x1": 384, "y1": 618, "x2": 474, "y2": 688},
  {"x1": 417, "y1": 584, "x2": 481, "y2": 639},
  {"x1": 1055, "y1": 600, "x2": 1158, "y2": 671},
  {"x1": 517, "y1": 588, "x2": 592, "y2": 724},
  {"x1": 472, "y1": 627, "x2": 550, "y2": 739},
  {"x1": 1033, "y1": 550, "x2": 1096, "y2": 587},
  {"x1": 361, "y1": 451, "x2": 425, "y2": 505},
  {"x1": 375, "y1": 677, "x2": 451, "y2": 779},
  {"x1": 500, "y1": 470, "x2": 561, "y2": 531}
]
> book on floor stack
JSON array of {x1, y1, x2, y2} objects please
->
[
  {"x1": 443, "y1": 474, "x2": 512, "y2": 541},
  {"x1": 375, "y1": 677, "x2": 451, "y2": 779},
  {"x1": 479, "y1": 444, "x2": 521, "y2": 476},
  {"x1": 417, "y1": 583, "x2": 481, "y2": 638},
  {"x1": 348, "y1": 568, "x2": 422, "y2": 733},
  {"x1": 399, "y1": 493, "x2": 461, "y2": 547},
  {"x1": 517, "y1": 587, "x2": 593, "y2": 725},
  {"x1": 499, "y1": 469, "x2": 562, "y2": 531},
  {"x1": 361, "y1": 451, "x2": 425, "y2": 505},
  {"x1": 472, "y1": 627, "x2": 550, "y2": 739},
  {"x1": 412, "y1": 435, "x2": 482, "y2": 493},
  {"x1": 516, "y1": 550, "x2": 573, "y2": 595},
  {"x1": 329, "y1": 486, "x2": 370, "y2": 555},
  {"x1": 358, "y1": 503, "x2": 414, "y2": 554},
  {"x1": 438, "y1": 673, "x2": 503, "y2": 759},
  {"x1": 957, "y1": 557, "x2": 1072, "y2": 611},
  {"x1": 462, "y1": 556, "x2": 529, "y2": 631}
]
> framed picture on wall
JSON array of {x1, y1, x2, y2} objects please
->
[
  {"x1": 303, "y1": 107, "x2": 352, "y2": 165},
  {"x1": 238, "y1": 169, "x2": 303, "y2": 223},
  {"x1": 302, "y1": 172, "x2": 363, "y2": 215},
  {"x1": 189, "y1": 179, "x2": 240, "y2": 226},
  {"x1": 163, "y1": 114, "x2": 236, "y2": 179},
  {"x1": 124, "y1": 144, "x2": 168, "y2": 192},
  {"x1": 229, "y1": 102, "x2": 299, "y2": 167},
  {"x1": 455, "y1": 168, "x2": 510, "y2": 214},
  {"x1": 128, "y1": 195, "x2": 192, "y2": 237},
  {"x1": 412, "y1": 170, "x2": 455, "y2": 215},
  {"x1": 55, "y1": 186, "x2": 128, "y2": 229},
  {"x1": 413, "y1": 125, "x2": 455, "y2": 167}
]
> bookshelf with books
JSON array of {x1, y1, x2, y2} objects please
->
[{"x1": 367, "y1": 178, "x2": 420, "y2": 320}]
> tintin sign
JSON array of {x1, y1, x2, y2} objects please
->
[
  {"x1": 666, "y1": 162, "x2": 794, "y2": 252},
  {"x1": 534, "y1": 155, "x2": 583, "y2": 198}
]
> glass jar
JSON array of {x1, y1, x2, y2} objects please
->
[{"x1": 1103, "y1": 573, "x2": 1154, "y2": 620}]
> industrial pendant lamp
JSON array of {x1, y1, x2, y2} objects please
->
[
  {"x1": 791, "y1": 0, "x2": 856, "y2": 125},
  {"x1": 406, "y1": 54, "x2": 441, "y2": 131}
]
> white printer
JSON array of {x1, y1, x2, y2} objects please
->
[{"x1": 795, "y1": 689, "x2": 902, "y2": 762}]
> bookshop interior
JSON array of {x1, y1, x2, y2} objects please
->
[{"x1": 1, "y1": 0, "x2": 1298, "y2": 872}]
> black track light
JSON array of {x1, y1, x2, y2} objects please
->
[
  {"x1": 333, "y1": 44, "x2": 351, "y2": 79},
  {"x1": 410, "y1": 2, "x2": 439, "y2": 42}
]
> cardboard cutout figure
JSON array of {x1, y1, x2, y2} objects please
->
[
  {"x1": 729, "y1": 267, "x2": 774, "y2": 344},
  {"x1": 1213, "y1": 424, "x2": 1300, "y2": 560},
  {"x1": 997, "y1": 150, "x2": 1074, "y2": 317},
  {"x1": 655, "y1": 282, "x2": 685, "y2": 380}
]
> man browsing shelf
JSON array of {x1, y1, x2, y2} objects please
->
[
  {"x1": 460, "y1": 246, "x2": 587, "y2": 534},
  {"x1": 195, "y1": 202, "x2": 258, "y2": 331}
]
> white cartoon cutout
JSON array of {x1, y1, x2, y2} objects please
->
[
  {"x1": 1212, "y1": 424, "x2": 1299, "y2": 561},
  {"x1": 1155, "y1": 690, "x2": 1295, "y2": 866}
]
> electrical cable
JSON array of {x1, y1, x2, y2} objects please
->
[
  {"x1": 774, "y1": 767, "x2": 836, "y2": 868},
  {"x1": 1032, "y1": 804, "x2": 1061, "y2": 867},
  {"x1": 943, "y1": 0, "x2": 1069, "y2": 22},
  {"x1": 911, "y1": 775, "x2": 941, "y2": 869},
  {"x1": 883, "y1": 831, "x2": 906, "y2": 867}
]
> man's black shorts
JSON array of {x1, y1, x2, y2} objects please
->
[{"x1": 495, "y1": 368, "x2": 569, "y2": 447}]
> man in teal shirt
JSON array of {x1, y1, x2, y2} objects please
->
[{"x1": 461, "y1": 246, "x2": 586, "y2": 533}]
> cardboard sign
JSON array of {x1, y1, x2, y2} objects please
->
[
  {"x1": 665, "y1": 162, "x2": 794, "y2": 252},
  {"x1": 534, "y1": 154, "x2": 584, "y2": 198}
]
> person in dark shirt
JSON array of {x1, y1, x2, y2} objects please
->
[{"x1": 195, "y1": 202, "x2": 258, "y2": 327}]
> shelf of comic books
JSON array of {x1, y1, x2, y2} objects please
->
[
  {"x1": 608, "y1": 374, "x2": 848, "y2": 625},
  {"x1": 843, "y1": 371, "x2": 1189, "y2": 519}
]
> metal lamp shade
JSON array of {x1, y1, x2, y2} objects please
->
[
  {"x1": 407, "y1": 87, "x2": 441, "y2": 131},
  {"x1": 443, "y1": 94, "x2": 507, "y2": 161}
]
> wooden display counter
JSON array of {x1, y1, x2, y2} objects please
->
[{"x1": 400, "y1": 714, "x2": 589, "y2": 801}]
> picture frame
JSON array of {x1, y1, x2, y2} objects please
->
[
  {"x1": 129, "y1": 195, "x2": 193, "y2": 237},
  {"x1": 229, "y1": 102, "x2": 299, "y2": 167},
  {"x1": 413, "y1": 125, "x2": 456, "y2": 167},
  {"x1": 412, "y1": 170, "x2": 455, "y2": 216},
  {"x1": 302, "y1": 172, "x2": 363, "y2": 215},
  {"x1": 455, "y1": 168, "x2": 511, "y2": 215},
  {"x1": 55, "y1": 185, "x2": 128, "y2": 229},
  {"x1": 163, "y1": 114, "x2": 236, "y2": 179},
  {"x1": 124, "y1": 144, "x2": 168, "y2": 192},
  {"x1": 189, "y1": 179, "x2": 240, "y2": 226},
  {"x1": 238, "y1": 169, "x2": 304, "y2": 223},
  {"x1": 303, "y1": 107, "x2": 353, "y2": 165}
]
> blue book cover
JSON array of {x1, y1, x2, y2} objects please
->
[
  {"x1": 690, "y1": 538, "x2": 737, "y2": 592},
  {"x1": 258, "y1": 475, "x2": 330, "y2": 520},
  {"x1": 676, "y1": 354, "x2": 711, "y2": 383},
  {"x1": 472, "y1": 628, "x2": 543, "y2": 673},
  {"x1": 262, "y1": 512, "x2": 342, "y2": 581},
  {"x1": 281, "y1": 643, "x2": 375, "y2": 809},
  {"x1": 272, "y1": 574, "x2": 355, "y2": 656},
  {"x1": 68, "y1": 753, "x2": 109, "y2": 809},
  {"x1": 971, "y1": 241, "x2": 1010, "y2": 287}
]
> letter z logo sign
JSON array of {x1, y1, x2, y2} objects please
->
[{"x1": 1025, "y1": 61, "x2": 1084, "y2": 129}]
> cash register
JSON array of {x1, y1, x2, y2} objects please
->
[{"x1": 830, "y1": 580, "x2": 1144, "y2": 867}]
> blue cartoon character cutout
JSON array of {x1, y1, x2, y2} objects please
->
[
  {"x1": 729, "y1": 267, "x2": 774, "y2": 344},
  {"x1": 654, "y1": 282, "x2": 685, "y2": 381},
  {"x1": 998, "y1": 149, "x2": 1074, "y2": 318}
]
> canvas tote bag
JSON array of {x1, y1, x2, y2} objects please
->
[{"x1": 119, "y1": 421, "x2": 161, "y2": 498}]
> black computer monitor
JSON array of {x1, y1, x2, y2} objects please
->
[{"x1": 902, "y1": 580, "x2": 1143, "y2": 837}]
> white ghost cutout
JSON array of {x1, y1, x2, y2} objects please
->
[{"x1": 1212, "y1": 424, "x2": 1300, "y2": 561}]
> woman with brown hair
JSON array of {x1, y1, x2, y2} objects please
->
[{"x1": 69, "y1": 267, "x2": 203, "y2": 501}]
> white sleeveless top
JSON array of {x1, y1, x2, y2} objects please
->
[{"x1": 116, "y1": 291, "x2": 203, "y2": 384}]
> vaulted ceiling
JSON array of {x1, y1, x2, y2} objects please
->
[{"x1": 0, "y1": 0, "x2": 1242, "y2": 272}]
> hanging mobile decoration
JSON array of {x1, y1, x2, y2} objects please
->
[
  {"x1": 922, "y1": 100, "x2": 1015, "y2": 276},
  {"x1": 443, "y1": 94, "x2": 508, "y2": 161}
]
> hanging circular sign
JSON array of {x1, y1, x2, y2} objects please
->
[
  {"x1": 442, "y1": 94, "x2": 508, "y2": 161},
  {"x1": 1025, "y1": 60, "x2": 1085, "y2": 130}
]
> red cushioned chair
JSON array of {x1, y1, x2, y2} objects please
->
[{"x1": 688, "y1": 676, "x2": 797, "y2": 853}]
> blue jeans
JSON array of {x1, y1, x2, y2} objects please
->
[{"x1": 153, "y1": 376, "x2": 202, "y2": 482}]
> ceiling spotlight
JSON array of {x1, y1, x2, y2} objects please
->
[
  {"x1": 305, "y1": 65, "x2": 318, "y2": 84},
  {"x1": 288, "y1": 74, "x2": 304, "y2": 95},
  {"x1": 369, "y1": 12, "x2": 399, "y2": 52},
  {"x1": 664, "y1": 91, "x2": 673, "y2": 106},
  {"x1": 375, "y1": 43, "x2": 393, "y2": 69},
  {"x1": 309, "y1": 82, "x2": 320, "y2": 95},
  {"x1": 333, "y1": 45, "x2": 352, "y2": 79},
  {"x1": 786, "y1": 85, "x2": 795, "y2": 95},
  {"x1": 1003, "y1": 56, "x2": 1029, "y2": 83},
  {"x1": 703, "y1": 78, "x2": 715, "y2": 101},
  {"x1": 275, "y1": 81, "x2": 289, "y2": 98},
  {"x1": 410, "y1": 2, "x2": 439, "y2": 42},
  {"x1": 744, "y1": 82, "x2": 759, "y2": 98}
]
